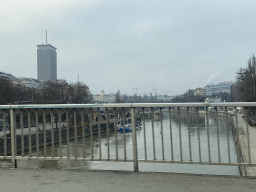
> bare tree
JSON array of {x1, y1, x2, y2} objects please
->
[
  {"x1": 0, "y1": 79, "x2": 15, "y2": 104},
  {"x1": 236, "y1": 55, "x2": 256, "y2": 102},
  {"x1": 236, "y1": 55, "x2": 256, "y2": 121}
]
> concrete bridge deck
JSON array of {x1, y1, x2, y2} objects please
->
[{"x1": 0, "y1": 168, "x2": 256, "y2": 192}]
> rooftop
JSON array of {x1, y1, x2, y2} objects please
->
[{"x1": 37, "y1": 44, "x2": 57, "y2": 50}]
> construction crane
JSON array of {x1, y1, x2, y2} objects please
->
[
  {"x1": 132, "y1": 88, "x2": 141, "y2": 95},
  {"x1": 152, "y1": 88, "x2": 162, "y2": 96},
  {"x1": 164, "y1": 90, "x2": 177, "y2": 96}
]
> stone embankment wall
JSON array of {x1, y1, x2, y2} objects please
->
[{"x1": 0, "y1": 122, "x2": 115, "y2": 156}]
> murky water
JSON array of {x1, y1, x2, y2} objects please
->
[{"x1": 17, "y1": 111, "x2": 240, "y2": 175}]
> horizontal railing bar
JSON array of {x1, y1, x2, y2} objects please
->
[
  {"x1": 14, "y1": 156, "x2": 134, "y2": 162},
  {"x1": 9, "y1": 156, "x2": 256, "y2": 167},
  {"x1": 137, "y1": 160, "x2": 256, "y2": 167},
  {"x1": 0, "y1": 156, "x2": 12, "y2": 160},
  {"x1": 1, "y1": 102, "x2": 256, "y2": 109}
]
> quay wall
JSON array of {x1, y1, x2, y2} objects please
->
[{"x1": 0, "y1": 122, "x2": 115, "y2": 156}]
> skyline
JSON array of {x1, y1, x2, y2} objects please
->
[
  {"x1": 0, "y1": 69, "x2": 232, "y2": 97},
  {"x1": 1, "y1": 0, "x2": 256, "y2": 96}
]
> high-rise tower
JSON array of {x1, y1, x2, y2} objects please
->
[{"x1": 37, "y1": 31, "x2": 57, "y2": 82}]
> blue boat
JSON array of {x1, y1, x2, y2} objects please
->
[
  {"x1": 118, "y1": 127, "x2": 132, "y2": 132},
  {"x1": 117, "y1": 124, "x2": 132, "y2": 132}
]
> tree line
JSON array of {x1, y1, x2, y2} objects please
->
[
  {"x1": 171, "y1": 89, "x2": 206, "y2": 103},
  {"x1": 0, "y1": 79, "x2": 92, "y2": 105}
]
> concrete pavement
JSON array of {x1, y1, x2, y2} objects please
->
[{"x1": 0, "y1": 168, "x2": 256, "y2": 192}]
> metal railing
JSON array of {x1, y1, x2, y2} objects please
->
[{"x1": 0, "y1": 103, "x2": 256, "y2": 173}]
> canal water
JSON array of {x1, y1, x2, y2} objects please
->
[{"x1": 19, "y1": 111, "x2": 240, "y2": 176}]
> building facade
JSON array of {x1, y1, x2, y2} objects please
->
[
  {"x1": 194, "y1": 88, "x2": 203, "y2": 96},
  {"x1": 202, "y1": 82, "x2": 233, "y2": 102},
  {"x1": 0, "y1": 71, "x2": 18, "y2": 81},
  {"x1": 37, "y1": 44, "x2": 57, "y2": 82},
  {"x1": 205, "y1": 96, "x2": 222, "y2": 103},
  {"x1": 156, "y1": 95, "x2": 173, "y2": 102},
  {"x1": 93, "y1": 90, "x2": 116, "y2": 103},
  {"x1": 203, "y1": 82, "x2": 232, "y2": 96},
  {"x1": 18, "y1": 77, "x2": 41, "y2": 88}
]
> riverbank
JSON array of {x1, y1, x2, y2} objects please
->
[
  {"x1": 233, "y1": 112, "x2": 256, "y2": 176},
  {"x1": 0, "y1": 122, "x2": 115, "y2": 156},
  {"x1": 0, "y1": 122, "x2": 67, "y2": 137}
]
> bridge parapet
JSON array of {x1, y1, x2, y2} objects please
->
[{"x1": 0, "y1": 103, "x2": 256, "y2": 176}]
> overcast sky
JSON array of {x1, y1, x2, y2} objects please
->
[{"x1": 1, "y1": 0, "x2": 256, "y2": 96}]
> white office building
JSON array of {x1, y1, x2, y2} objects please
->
[
  {"x1": 203, "y1": 82, "x2": 232, "y2": 97},
  {"x1": 37, "y1": 44, "x2": 57, "y2": 82}
]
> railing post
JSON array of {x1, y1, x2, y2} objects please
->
[
  {"x1": 131, "y1": 107, "x2": 138, "y2": 172},
  {"x1": 10, "y1": 109, "x2": 17, "y2": 168}
]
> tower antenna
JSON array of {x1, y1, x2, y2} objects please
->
[{"x1": 46, "y1": 30, "x2": 47, "y2": 44}]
